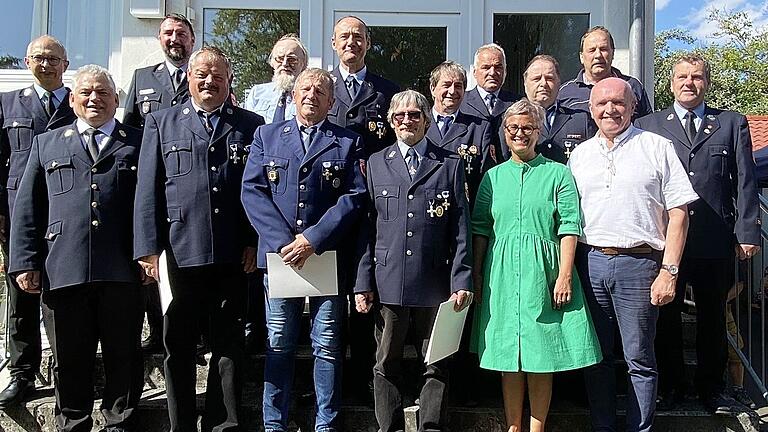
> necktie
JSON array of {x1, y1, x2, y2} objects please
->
[
  {"x1": 44, "y1": 91, "x2": 55, "y2": 118},
  {"x1": 346, "y1": 75, "x2": 359, "y2": 100},
  {"x1": 437, "y1": 115, "x2": 453, "y2": 137},
  {"x1": 84, "y1": 128, "x2": 100, "y2": 161},
  {"x1": 684, "y1": 110, "x2": 697, "y2": 143},
  {"x1": 200, "y1": 111, "x2": 214, "y2": 134},
  {"x1": 486, "y1": 93, "x2": 496, "y2": 113},
  {"x1": 173, "y1": 69, "x2": 185, "y2": 91},
  {"x1": 406, "y1": 147, "x2": 419, "y2": 179},
  {"x1": 301, "y1": 125, "x2": 316, "y2": 153},
  {"x1": 273, "y1": 92, "x2": 289, "y2": 123}
]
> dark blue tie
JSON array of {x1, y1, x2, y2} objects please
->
[
  {"x1": 273, "y1": 92, "x2": 289, "y2": 123},
  {"x1": 438, "y1": 115, "x2": 453, "y2": 137},
  {"x1": 406, "y1": 147, "x2": 419, "y2": 179}
]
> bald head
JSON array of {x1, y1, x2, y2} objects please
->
[
  {"x1": 589, "y1": 78, "x2": 636, "y2": 140},
  {"x1": 25, "y1": 35, "x2": 68, "y2": 91}
]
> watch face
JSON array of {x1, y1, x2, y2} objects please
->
[{"x1": 664, "y1": 264, "x2": 679, "y2": 275}]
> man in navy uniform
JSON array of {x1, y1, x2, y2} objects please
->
[
  {"x1": 9, "y1": 65, "x2": 144, "y2": 432},
  {"x1": 355, "y1": 89, "x2": 472, "y2": 432},
  {"x1": 523, "y1": 55, "x2": 596, "y2": 164},
  {"x1": 134, "y1": 46, "x2": 263, "y2": 432},
  {"x1": 0, "y1": 35, "x2": 76, "y2": 409},
  {"x1": 427, "y1": 61, "x2": 493, "y2": 206},
  {"x1": 241, "y1": 67, "x2": 367, "y2": 432},
  {"x1": 242, "y1": 34, "x2": 307, "y2": 124},
  {"x1": 460, "y1": 43, "x2": 519, "y2": 161},
  {"x1": 328, "y1": 15, "x2": 400, "y2": 158},
  {"x1": 635, "y1": 54, "x2": 760, "y2": 415},
  {"x1": 557, "y1": 26, "x2": 652, "y2": 121}
]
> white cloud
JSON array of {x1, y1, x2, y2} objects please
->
[
  {"x1": 685, "y1": 0, "x2": 768, "y2": 43},
  {"x1": 656, "y1": 0, "x2": 672, "y2": 11}
]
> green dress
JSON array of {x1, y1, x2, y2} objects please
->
[{"x1": 470, "y1": 155, "x2": 602, "y2": 372}]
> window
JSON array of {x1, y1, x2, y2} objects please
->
[
  {"x1": 49, "y1": 0, "x2": 113, "y2": 68},
  {"x1": 493, "y1": 14, "x2": 590, "y2": 96},
  {"x1": 203, "y1": 9, "x2": 300, "y2": 101},
  {"x1": 0, "y1": 2, "x2": 35, "y2": 69}
]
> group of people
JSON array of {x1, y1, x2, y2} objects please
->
[{"x1": 0, "y1": 11, "x2": 760, "y2": 432}]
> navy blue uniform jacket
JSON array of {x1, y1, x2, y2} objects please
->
[
  {"x1": 0, "y1": 86, "x2": 76, "y2": 218},
  {"x1": 636, "y1": 106, "x2": 760, "y2": 259},
  {"x1": 459, "y1": 87, "x2": 520, "y2": 163},
  {"x1": 241, "y1": 119, "x2": 367, "y2": 285},
  {"x1": 355, "y1": 140, "x2": 472, "y2": 307},
  {"x1": 327, "y1": 67, "x2": 399, "y2": 158},
  {"x1": 9, "y1": 121, "x2": 142, "y2": 290},
  {"x1": 426, "y1": 111, "x2": 494, "y2": 206},
  {"x1": 536, "y1": 104, "x2": 597, "y2": 164},
  {"x1": 123, "y1": 63, "x2": 190, "y2": 129},
  {"x1": 134, "y1": 101, "x2": 263, "y2": 267}
]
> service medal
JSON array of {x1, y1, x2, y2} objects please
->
[
  {"x1": 435, "y1": 205, "x2": 444, "y2": 217},
  {"x1": 267, "y1": 169, "x2": 279, "y2": 182},
  {"x1": 142, "y1": 102, "x2": 151, "y2": 114},
  {"x1": 369, "y1": 121, "x2": 377, "y2": 132},
  {"x1": 468, "y1": 145, "x2": 478, "y2": 155},
  {"x1": 332, "y1": 178, "x2": 341, "y2": 188},
  {"x1": 458, "y1": 146, "x2": 467, "y2": 157}
]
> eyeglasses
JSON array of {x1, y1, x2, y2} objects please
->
[
  {"x1": 273, "y1": 55, "x2": 300, "y2": 66},
  {"x1": 504, "y1": 124, "x2": 538, "y2": 136},
  {"x1": 393, "y1": 111, "x2": 423, "y2": 122},
  {"x1": 28, "y1": 55, "x2": 64, "y2": 66}
]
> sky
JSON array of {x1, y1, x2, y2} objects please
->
[{"x1": 656, "y1": 0, "x2": 768, "y2": 44}]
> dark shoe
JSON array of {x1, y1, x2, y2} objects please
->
[
  {"x1": 0, "y1": 377, "x2": 35, "y2": 409},
  {"x1": 703, "y1": 392, "x2": 738, "y2": 416},
  {"x1": 728, "y1": 386, "x2": 756, "y2": 409},
  {"x1": 656, "y1": 388, "x2": 685, "y2": 411},
  {"x1": 141, "y1": 334, "x2": 163, "y2": 353}
]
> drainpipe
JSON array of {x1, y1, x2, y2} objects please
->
[{"x1": 629, "y1": 0, "x2": 646, "y2": 84}]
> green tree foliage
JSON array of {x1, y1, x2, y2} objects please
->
[
  {"x1": 654, "y1": 9, "x2": 768, "y2": 114},
  {"x1": 0, "y1": 54, "x2": 22, "y2": 69}
]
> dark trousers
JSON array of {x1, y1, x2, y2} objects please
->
[
  {"x1": 164, "y1": 255, "x2": 245, "y2": 432},
  {"x1": 5, "y1": 272, "x2": 44, "y2": 380},
  {"x1": 42, "y1": 282, "x2": 144, "y2": 432},
  {"x1": 656, "y1": 255, "x2": 732, "y2": 398},
  {"x1": 374, "y1": 304, "x2": 448, "y2": 432},
  {"x1": 143, "y1": 282, "x2": 163, "y2": 338},
  {"x1": 346, "y1": 295, "x2": 376, "y2": 387}
]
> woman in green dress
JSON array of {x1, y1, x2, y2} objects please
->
[{"x1": 471, "y1": 99, "x2": 601, "y2": 432}]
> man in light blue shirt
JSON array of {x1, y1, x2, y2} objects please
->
[{"x1": 242, "y1": 34, "x2": 308, "y2": 124}]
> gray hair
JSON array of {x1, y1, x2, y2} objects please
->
[
  {"x1": 387, "y1": 90, "x2": 432, "y2": 129},
  {"x1": 429, "y1": 61, "x2": 467, "y2": 89},
  {"x1": 72, "y1": 64, "x2": 116, "y2": 93},
  {"x1": 473, "y1": 43, "x2": 506, "y2": 70},
  {"x1": 188, "y1": 46, "x2": 233, "y2": 79},
  {"x1": 294, "y1": 68, "x2": 335, "y2": 98},
  {"x1": 270, "y1": 33, "x2": 308, "y2": 65},
  {"x1": 503, "y1": 99, "x2": 546, "y2": 131}
]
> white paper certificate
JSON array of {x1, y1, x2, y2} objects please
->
[
  {"x1": 424, "y1": 298, "x2": 470, "y2": 365},
  {"x1": 266, "y1": 251, "x2": 339, "y2": 298},
  {"x1": 158, "y1": 251, "x2": 173, "y2": 315}
]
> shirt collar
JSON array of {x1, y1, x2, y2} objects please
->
[
  {"x1": 165, "y1": 61, "x2": 186, "y2": 76},
  {"x1": 76, "y1": 118, "x2": 116, "y2": 137},
  {"x1": 576, "y1": 67, "x2": 622, "y2": 86},
  {"x1": 33, "y1": 84, "x2": 67, "y2": 103},
  {"x1": 190, "y1": 100, "x2": 224, "y2": 115},
  {"x1": 296, "y1": 118, "x2": 325, "y2": 132},
  {"x1": 397, "y1": 137, "x2": 427, "y2": 159},
  {"x1": 598, "y1": 125, "x2": 637, "y2": 151},
  {"x1": 432, "y1": 107, "x2": 456, "y2": 123},
  {"x1": 673, "y1": 101, "x2": 705, "y2": 121},
  {"x1": 339, "y1": 64, "x2": 367, "y2": 84},
  {"x1": 475, "y1": 86, "x2": 499, "y2": 101}
]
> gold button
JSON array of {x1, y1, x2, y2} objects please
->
[
  {"x1": 91, "y1": 202, "x2": 97, "y2": 208},
  {"x1": 91, "y1": 220, "x2": 99, "y2": 227},
  {"x1": 91, "y1": 184, "x2": 97, "y2": 190},
  {"x1": 91, "y1": 168, "x2": 97, "y2": 173}
]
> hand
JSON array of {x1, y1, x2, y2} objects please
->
[
  {"x1": 138, "y1": 264, "x2": 155, "y2": 285},
  {"x1": 450, "y1": 289, "x2": 473, "y2": 312},
  {"x1": 736, "y1": 244, "x2": 760, "y2": 260},
  {"x1": 138, "y1": 254, "x2": 160, "y2": 282},
  {"x1": 472, "y1": 272, "x2": 483, "y2": 305},
  {"x1": 355, "y1": 291, "x2": 375, "y2": 313},
  {"x1": 16, "y1": 271, "x2": 41, "y2": 293},
  {"x1": 242, "y1": 247, "x2": 257, "y2": 273},
  {"x1": 552, "y1": 275, "x2": 572, "y2": 310},
  {"x1": 651, "y1": 270, "x2": 676, "y2": 306},
  {"x1": 280, "y1": 234, "x2": 315, "y2": 270}
]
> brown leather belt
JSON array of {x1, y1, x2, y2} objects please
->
[{"x1": 592, "y1": 245, "x2": 654, "y2": 255}]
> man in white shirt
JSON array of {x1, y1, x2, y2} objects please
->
[{"x1": 568, "y1": 77, "x2": 698, "y2": 432}]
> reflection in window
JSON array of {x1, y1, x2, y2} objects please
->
[
  {"x1": 493, "y1": 14, "x2": 590, "y2": 96},
  {"x1": 0, "y1": 2, "x2": 34, "y2": 69},
  {"x1": 204, "y1": 9, "x2": 299, "y2": 101},
  {"x1": 49, "y1": 0, "x2": 112, "y2": 68},
  {"x1": 366, "y1": 26, "x2": 447, "y2": 99}
]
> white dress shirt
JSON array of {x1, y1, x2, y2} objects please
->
[
  {"x1": 568, "y1": 125, "x2": 699, "y2": 250},
  {"x1": 76, "y1": 118, "x2": 116, "y2": 152}
]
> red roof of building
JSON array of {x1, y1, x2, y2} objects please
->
[{"x1": 748, "y1": 116, "x2": 768, "y2": 151}]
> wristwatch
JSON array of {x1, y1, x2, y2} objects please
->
[{"x1": 661, "y1": 264, "x2": 679, "y2": 277}]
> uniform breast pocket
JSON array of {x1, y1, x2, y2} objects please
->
[
  {"x1": 3, "y1": 117, "x2": 34, "y2": 152},
  {"x1": 162, "y1": 140, "x2": 193, "y2": 177},
  {"x1": 263, "y1": 156, "x2": 289, "y2": 195},
  {"x1": 139, "y1": 94, "x2": 162, "y2": 116},
  {"x1": 425, "y1": 188, "x2": 451, "y2": 225},
  {"x1": 44, "y1": 157, "x2": 75, "y2": 196},
  {"x1": 320, "y1": 159, "x2": 347, "y2": 192},
  {"x1": 374, "y1": 185, "x2": 399, "y2": 222},
  {"x1": 708, "y1": 145, "x2": 729, "y2": 177},
  {"x1": 116, "y1": 158, "x2": 138, "y2": 190}
]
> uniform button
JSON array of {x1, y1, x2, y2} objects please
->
[
  {"x1": 91, "y1": 202, "x2": 97, "y2": 208},
  {"x1": 210, "y1": 147, "x2": 215, "y2": 152},
  {"x1": 722, "y1": 150, "x2": 728, "y2": 155},
  {"x1": 373, "y1": 257, "x2": 378, "y2": 263},
  {"x1": 91, "y1": 220, "x2": 99, "y2": 227},
  {"x1": 214, "y1": 208, "x2": 220, "y2": 214},
  {"x1": 408, "y1": 194, "x2": 414, "y2": 200},
  {"x1": 211, "y1": 166, "x2": 217, "y2": 172},
  {"x1": 299, "y1": 185, "x2": 306, "y2": 191},
  {"x1": 302, "y1": 167, "x2": 308, "y2": 173},
  {"x1": 296, "y1": 219, "x2": 303, "y2": 226},
  {"x1": 690, "y1": 153, "x2": 695, "y2": 158},
  {"x1": 407, "y1": 231, "x2": 413, "y2": 237},
  {"x1": 212, "y1": 187, "x2": 219, "y2": 192},
  {"x1": 171, "y1": 145, "x2": 177, "y2": 151},
  {"x1": 688, "y1": 171, "x2": 694, "y2": 176},
  {"x1": 382, "y1": 190, "x2": 388, "y2": 196},
  {"x1": 91, "y1": 183, "x2": 97, "y2": 190},
  {"x1": 348, "y1": 113, "x2": 354, "y2": 118},
  {"x1": 689, "y1": 210, "x2": 695, "y2": 216},
  {"x1": 166, "y1": 217, "x2": 171, "y2": 222},
  {"x1": 407, "y1": 212, "x2": 414, "y2": 218},
  {"x1": 91, "y1": 167, "x2": 97, "y2": 173},
  {"x1": 406, "y1": 250, "x2": 413, "y2": 256},
  {"x1": 172, "y1": 100, "x2": 177, "y2": 105},
  {"x1": 299, "y1": 202, "x2": 305, "y2": 208}
]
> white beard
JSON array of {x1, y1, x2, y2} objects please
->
[{"x1": 272, "y1": 73, "x2": 296, "y2": 93}]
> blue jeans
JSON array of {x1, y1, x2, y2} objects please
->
[
  {"x1": 576, "y1": 245, "x2": 661, "y2": 432},
  {"x1": 262, "y1": 275, "x2": 345, "y2": 432}
]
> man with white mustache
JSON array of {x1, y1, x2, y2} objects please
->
[
  {"x1": 243, "y1": 34, "x2": 308, "y2": 124},
  {"x1": 557, "y1": 26, "x2": 652, "y2": 122}
]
